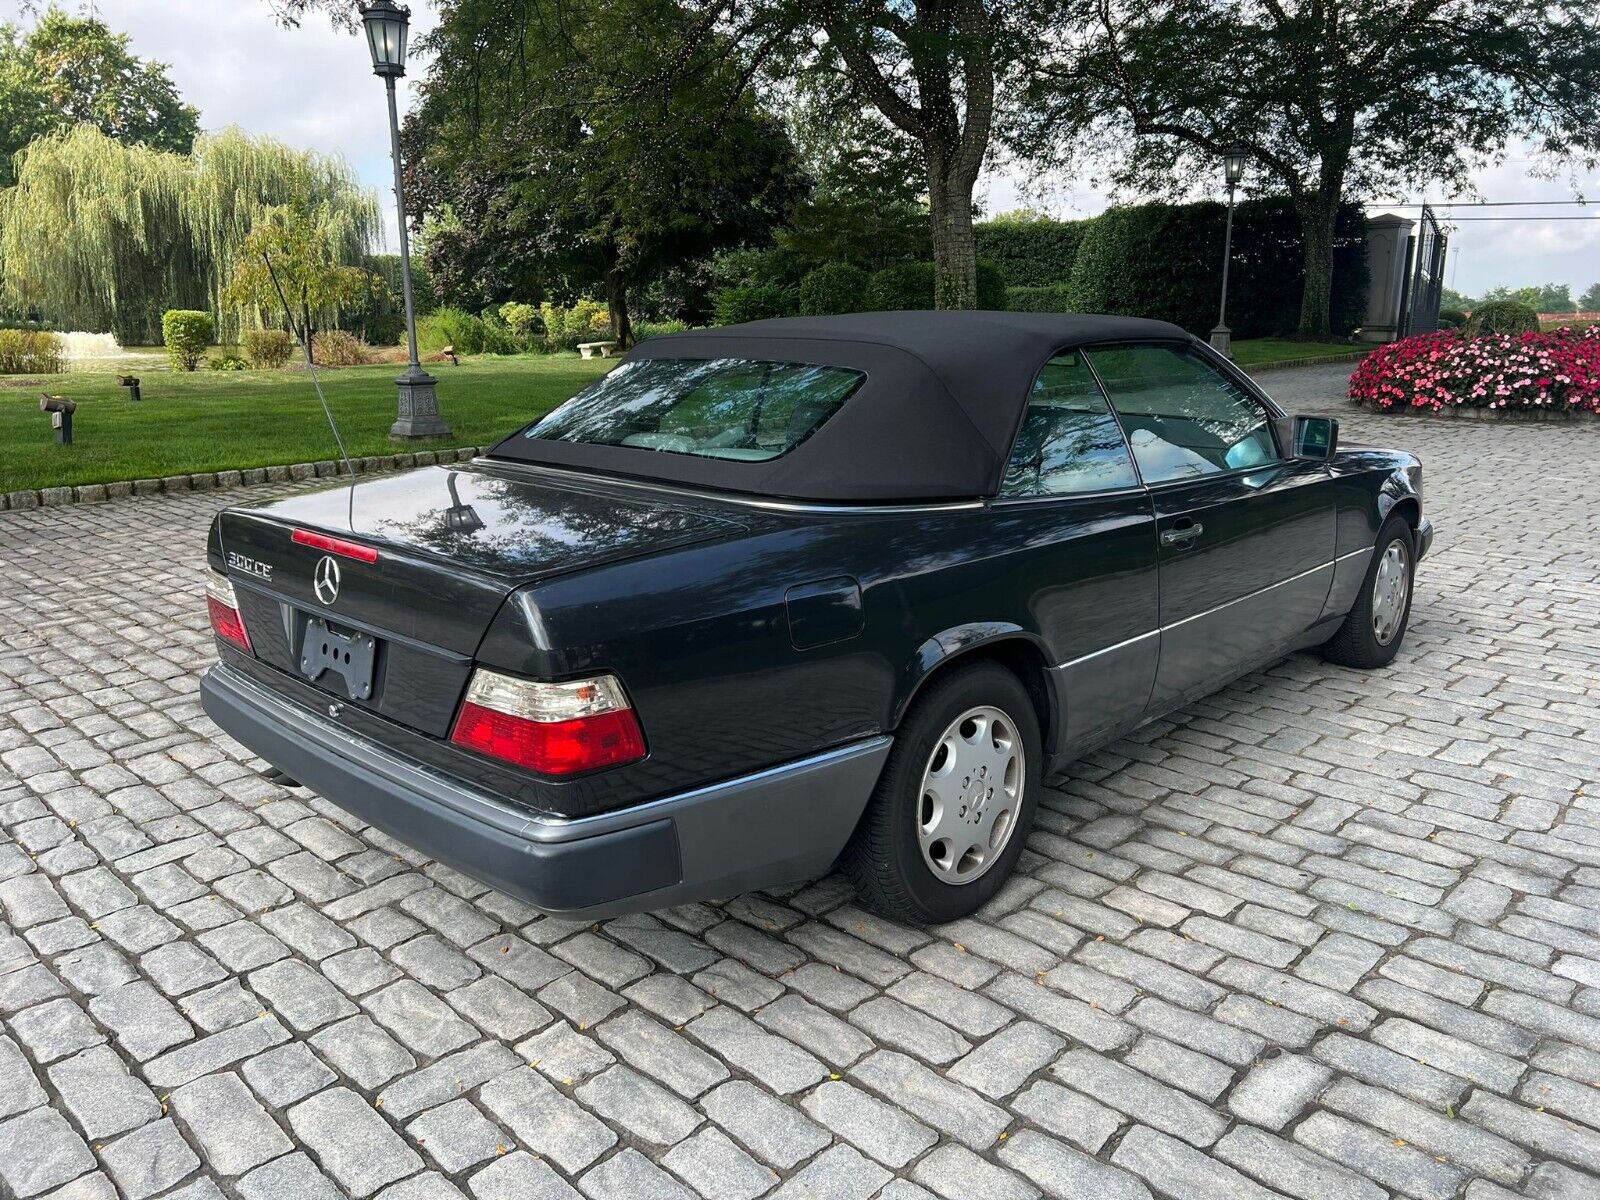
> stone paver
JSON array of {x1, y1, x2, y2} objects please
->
[{"x1": 1, "y1": 369, "x2": 1597, "y2": 1196}]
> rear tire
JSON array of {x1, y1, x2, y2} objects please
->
[
  {"x1": 1322, "y1": 513, "x2": 1415, "y2": 669},
  {"x1": 843, "y1": 661, "x2": 1041, "y2": 924}
]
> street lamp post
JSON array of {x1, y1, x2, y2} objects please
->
[
  {"x1": 360, "y1": 0, "x2": 449, "y2": 440},
  {"x1": 1209, "y1": 145, "x2": 1249, "y2": 358}
]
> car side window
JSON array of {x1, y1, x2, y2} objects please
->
[
  {"x1": 1085, "y1": 343, "x2": 1281, "y2": 484},
  {"x1": 1000, "y1": 353, "x2": 1140, "y2": 498}
]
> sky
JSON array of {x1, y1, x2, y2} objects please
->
[{"x1": 12, "y1": 0, "x2": 1600, "y2": 303}]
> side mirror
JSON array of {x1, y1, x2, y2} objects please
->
[{"x1": 1279, "y1": 415, "x2": 1337, "y2": 462}]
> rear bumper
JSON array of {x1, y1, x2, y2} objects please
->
[{"x1": 200, "y1": 664, "x2": 890, "y2": 918}]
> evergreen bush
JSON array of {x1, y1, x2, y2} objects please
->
[{"x1": 162, "y1": 309, "x2": 214, "y2": 371}]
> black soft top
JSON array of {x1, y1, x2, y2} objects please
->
[{"x1": 490, "y1": 310, "x2": 1192, "y2": 502}]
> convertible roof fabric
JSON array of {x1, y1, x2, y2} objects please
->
[{"x1": 489, "y1": 310, "x2": 1191, "y2": 502}]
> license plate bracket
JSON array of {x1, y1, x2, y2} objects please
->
[{"x1": 299, "y1": 617, "x2": 377, "y2": 700}]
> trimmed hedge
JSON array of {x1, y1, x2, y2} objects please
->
[
  {"x1": 976, "y1": 260, "x2": 1007, "y2": 310},
  {"x1": 1064, "y1": 199, "x2": 1368, "y2": 338},
  {"x1": 1007, "y1": 284, "x2": 1075, "y2": 313},
  {"x1": 162, "y1": 309, "x2": 214, "y2": 372},
  {"x1": 242, "y1": 328, "x2": 295, "y2": 369},
  {"x1": 800, "y1": 263, "x2": 870, "y2": 316},
  {"x1": 975, "y1": 216, "x2": 1094, "y2": 288},
  {"x1": 713, "y1": 285, "x2": 793, "y2": 326},
  {"x1": 1468, "y1": 300, "x2": 1539, "y2": 336},
  {"x1": 867, "y1": 262, "x2": 936, "y2": 311}
]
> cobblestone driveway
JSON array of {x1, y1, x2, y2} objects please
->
[{"x1": 2, "y1": 365, "x2": 1598, "y2": 1200}]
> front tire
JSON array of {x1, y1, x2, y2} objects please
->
[
  {"x1": 1322, "y1": 513, "x2": 1415, "y2": 669},
  {"x1": 843, "y1": 661, "x2": 1041, "y2": 924}
]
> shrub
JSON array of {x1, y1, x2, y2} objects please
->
[
  {"x1": 1007, "y1": 284, "x2": 1076, "y2": 313},
  {"x1": 500, "y1": 302, "x2": 541, "y2": 341},
  {"x1": 477, "y1": 307, "x2": 525, "y2": 355},
  {"x1": 867, "y1": 262, "x2": 936, "y2": 311},
  {"x1": 242, "y1": 328, "x2": 296, "y2": 369},
  {"x1": 311, "y1": 329, "x2": 371, "y2": 366},
  {"x1": 162, "y1": 309, "x2": 214, "y2": 371},
  {"x1": 1348, "y1": 326, "x2": 1600, "y2": 414},
  {"x1": 976, "y1": 259, "x2": 1008, "y2": 310},
  {"x1": 418, "y1": 306, "x2": 488, "y2": 356},
  {"x1": 207, "y1": 351, "x2": 248, "y2": 371},
  {"x1": 799, "y1": 263, "x2": 871, "y2": 316},
  {"x1": 0, "y1": 328, "x2": 66, "y2": 374},
  {"x1": 1437, "y1": 308, "x2": 1468, "y2": 331},
  {"x1": 713, "y1": 285, "x2": 793, "y2": 326},
  {"x1": 1468, "y1": 300, "x2": 1539, "y2": 336},
  {"x1": 539, "y1": 300, "x2": 612, "y2": 350},
  {"x1": 634, "y1": 319, "x2": 690, "y2": 341},
  {"x1": 975, "y1": 214, "x2": 1094, "y2": 288}
]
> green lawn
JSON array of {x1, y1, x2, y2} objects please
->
[
  {"x1": 2, "y1": 355, "x2": 611, "y2": 492},
  {"x1": 3, "y1": 337, "x2": 1368, "y2": 493},
  {"x1": 1231, "y1": 338, "x2": 1368, "y2": 367}
]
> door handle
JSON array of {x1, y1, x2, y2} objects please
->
[{"x1": 1160, "y1": 521, "x2": 1204, "y2": 548}]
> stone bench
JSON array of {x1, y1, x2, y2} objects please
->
[{"x1": 578, "y1": 340, "x2": 620, "y2": 360}]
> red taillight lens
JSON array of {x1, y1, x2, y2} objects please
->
[
  {"x1": 206, "y1": 571, "x2": 252, "y2": 652},
  {"x1": 292, "y1": 529, "x2": 379, "y2": 563},
  {"x1": 449, "y1": 670, "x2": 646, "y2": 776}
]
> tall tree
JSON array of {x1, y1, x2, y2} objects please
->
[
  {"x1": 223, "y1": 202, "x2": 384, "y2": 357},
  {"x1": 0, "y1": 6, "x2": 199, "y2": 185},
  {"x1": 1581, "y1": 281, "x2": 1600, "y2": 313},
  {"x1": 397, "y1": 0, "x2": 805, "y2": 346},
  {"x1": 1023, "y1": 0, "x2": 1600, "y2": 336},
  {"x1": 0, "y1": 126, "x2": 378, "y2": 342},
  {"x1": 274, "y1": 0, "x2": 1021, "y2": 311}
]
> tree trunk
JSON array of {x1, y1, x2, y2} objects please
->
[
  {"x1": 928, "y1": 152, "x2": 977, "y2": 309},
  {"x1": 1296, "y1": 196, "x2": 1339, "y2": 338},
  {"x1": 303, "y1": 301, "x2": 316, "y2": 364},
  {"x1": 605, "y1": 271, "x2": 633, "y2": 349}
]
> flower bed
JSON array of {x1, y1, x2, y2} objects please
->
[{"x1": 1349, "y1": 326, "x2": 1600, "y2": 415}]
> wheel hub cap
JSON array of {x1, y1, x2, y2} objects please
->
[
  {"x1": 917, "y1": 705, "x2": 1024, "y2": 885},
  {"x1": 1371, "y1": 538, "x2": 1410, "y2": 646}
]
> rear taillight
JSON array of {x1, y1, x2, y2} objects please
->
[
  {"x1": 206, "y1": 571, "x2": 252, "y2": 652},
  {"x1": 449, "y1": 670, "x2": 646, "y2": 776}
]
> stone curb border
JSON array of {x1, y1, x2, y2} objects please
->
[
  {"x1": 1, "y1": 446, "x2": 486, "y2": 513},
  {"x1": 1245, "y1": 350, "x2": 1370, "y2": 373}
]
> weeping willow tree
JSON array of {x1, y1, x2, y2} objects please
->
[{"x1": 0, "y1": 124, "x2": 379, "y2": 343}]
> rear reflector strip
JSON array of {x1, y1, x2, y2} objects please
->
[{"x1": 292, "y1": 529, "x2": 379, "y2": 563}]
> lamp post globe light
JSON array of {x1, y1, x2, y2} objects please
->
[
  {"x1": 1209, "y1": 144, "x2": 1249, "y2": 358},
  {"x1": 360, "y1": 0, "x2": 450, "y2": 440}
]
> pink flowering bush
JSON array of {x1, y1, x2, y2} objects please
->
[{"x1": 1348, "y1": 326, "x2": 1600, "y2": 414}]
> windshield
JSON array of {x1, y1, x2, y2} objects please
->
[{"x1": 524, "y1": 358, "x2": 865, "y2": 462}]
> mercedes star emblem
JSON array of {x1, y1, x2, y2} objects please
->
[{"x1": 313, "y1": 555, "x2": 341, "y2": 605}]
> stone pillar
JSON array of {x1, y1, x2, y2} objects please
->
[{"x1": 1360, "y1": 213, "x2": 1414, "y2": 343}]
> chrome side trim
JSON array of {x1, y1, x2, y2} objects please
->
[
  {"x1": 472, "y1": 458, "x2": 985, "y2": 516},
  {"x1": 1159, "y1": 560, "x2": 1335, "y2": 634},
  {"x1": 1055, "y1": 628, "x2": 1160, "y2": 670},
  {"x1": 1336, "y1": 545, "x2": 1374, "y2": 564}
]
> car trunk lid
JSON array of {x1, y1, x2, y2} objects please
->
[{"x1": 216, "y1": 462, "x2": 746, "y2": 735}]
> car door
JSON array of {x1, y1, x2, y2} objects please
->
[
  {"x1": 1083, "y1": 341, "x2": 1335, "y2": 709},
  {"x1": 992, "y1": 351, "x2": 1160, "y2": 751}
]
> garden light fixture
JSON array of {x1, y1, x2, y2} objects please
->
[
  {"x1": 359, "y1": 0, "x2": 450, "y2": 439},
  {"x1": 360, "y1": 0, "x2": 410, "y2": 77},
  {"x1": 1210, "y1": 144, "x2": 1249, "y2": 357}
]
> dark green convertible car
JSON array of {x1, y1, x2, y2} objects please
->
[{"x1": 201, "y1": 312, "x2": 1431, "y2": 923}]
